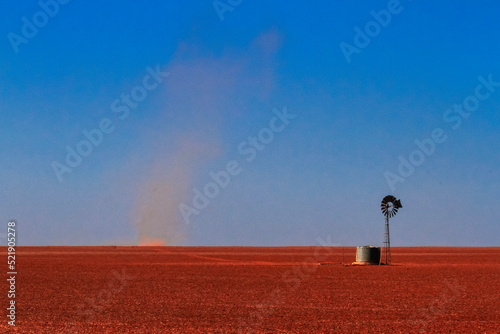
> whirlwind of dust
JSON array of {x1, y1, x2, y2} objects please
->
[{"x1": 132, "y1": 31, "x2": 281, "y2": 246}]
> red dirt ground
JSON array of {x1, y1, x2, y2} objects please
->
[{"x1": 1, "y1": 246, "x2": 499, "y2": 333}]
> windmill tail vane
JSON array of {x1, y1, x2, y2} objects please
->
[{"x1": 380, "y1": 195, "x2": 403, "y2": 265}]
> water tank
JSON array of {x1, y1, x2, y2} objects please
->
[{"x1": 356, "y1": 246, "x2": 381, "y2": 265}]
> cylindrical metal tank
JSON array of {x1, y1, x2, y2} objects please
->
[{"x1": 356, "y1": 246, "x2": 381, "y2": 265}]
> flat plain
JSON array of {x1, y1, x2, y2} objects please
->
[{"x1": 1, "y1": 246, "x2": 499, "y2": 333}]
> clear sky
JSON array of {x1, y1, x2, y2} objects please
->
[{"x1": 1, "y1": 0, "x2": 499, "y2": 246}]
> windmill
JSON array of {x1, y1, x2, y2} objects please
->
[{"x1": 380, "y1": 195, "x2": 402, "y2": 265}]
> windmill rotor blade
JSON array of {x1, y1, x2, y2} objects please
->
[{"x1": 381, "y1": 195, "x2": 402, "y2": 219}]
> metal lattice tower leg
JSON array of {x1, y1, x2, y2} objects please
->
[{"x1": 383, "y1": 217, "x2": 391, "y2": 265}]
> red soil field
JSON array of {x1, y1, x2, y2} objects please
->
[{"x1": 1, "y1": 246, "x2": 499, "y2": 333}]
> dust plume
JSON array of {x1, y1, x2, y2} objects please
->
[
  {"x1": 133, "y1": 29, "x2": 281, "y2": 245},
  {"x1": 134, "y1": 139, "x2": 219, "y2": 246}
]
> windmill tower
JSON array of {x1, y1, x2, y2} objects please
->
[{"x1": 380, "y1": 195, "x2": 402, "y2": 265}]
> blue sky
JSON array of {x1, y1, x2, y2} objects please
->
[{"x1": 1, "y1": 0, "x2": 499, "y2": 246}]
